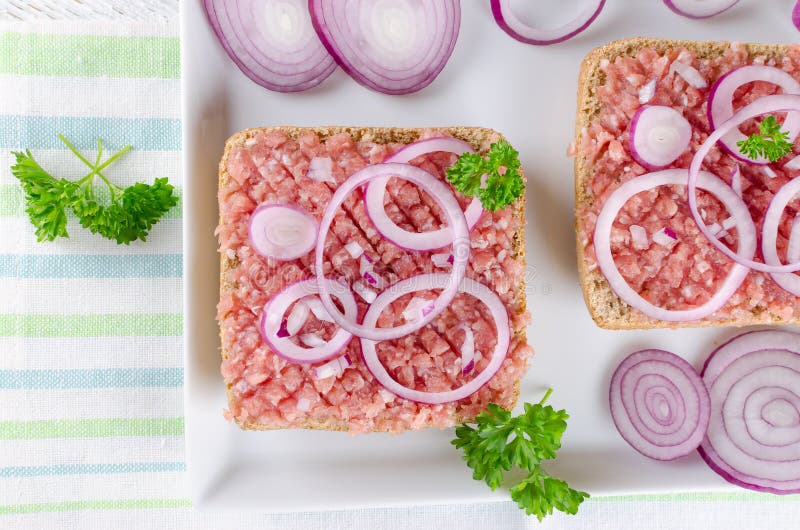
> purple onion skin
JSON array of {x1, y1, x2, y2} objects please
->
[
  {"x1": 490, "y1": 0, "x2": 606, "y2": 46},
  {"x1": 794, "y1": 0, "x2": 800, "y2": 31},
  {"x1": 663, "y1": 0, "x2": 740, "y2": 19}
]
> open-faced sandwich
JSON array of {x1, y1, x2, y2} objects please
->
[
  {"x1": 216, "y1": 126, "x2": 533, "y2": 434},
  {"x1": 574, "y1": 38, "x2": 800, "y2": 329}
]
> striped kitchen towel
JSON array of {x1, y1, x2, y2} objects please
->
[{"x1": 1, "y1": 15, "x2": 800, "y2": 530}]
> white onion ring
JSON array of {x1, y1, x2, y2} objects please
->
[
  {"x1": 491, "y1": 0, "x2": 606, "y2": 46},
  {"x1": 315, "y1": 163, "x2": 470, "y2": 341},
  {"x1": 699, "y1": 330, "x2": 800, "y2": 494},
  {"x1": 364, "y1": 137, "x2": 484, "y2": 251},
  {"x1": 708, "y1": 66, "x2": 800, "y2": 165},
  {"x1": 248, "y1": 203, "x2": 318, "y2": 261},
  {"x1": 629, "y1": 105, "x2": 692, "y2": 169},
  {"x1": 609, "y1": 349, "x2": 710, "y2": 460},
  {"x1": 260, "y1": 278, "x2": 357, "y2": 363},
  {"x1": 594, "y1": 169, "x2": 756, "y2": 322},
  {"x1": 359, "y1": 273, "x2": 509, "y2": 405},
  {"x1": 688, "y1": 94, "x2": 800, "y2": 273},
  {"x1": 763, "y1": 177, "x2": 800, "y2": 295}
]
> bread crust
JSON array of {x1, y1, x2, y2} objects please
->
[
  {"x1": 218, "y1": 126, "x2": 529, "y2": 432},
  {"x1": 575, "y1": 38, "x2": 795, "y2": 330}
]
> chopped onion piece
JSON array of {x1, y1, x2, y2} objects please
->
[
  {"x1": 629, "y1": 225, "x2": 649, "y2": 250},
  {"x1": 763, "y1": 166, "x2": 778, "y2": 179},
  {"x1": 457, "y1": 324, "x2": 475, "y2": 375},
  {"x1": 639, "y1": 79, "x2": 658, "y2": 104},
  {"x1": 299, "y1": 333, "x2": 326, "y2": 348},
  {"x1": 344, "y1": 240, "x2": 363, "y2": 259},
  {"x1": 304, "y1": 296, "x2": 333, "y2": 322},
  {"x1": 286, "y1": 300, "x2": 309, "y2": 335},
  {"x1": 670, "y1": 60, "x2": 707, "y2": 89},
  {"x1": 402, "y1": 296, "x2": 435, "y2": 323},
  {"x1": 378, "y1": 388, "x2": 396, "y2": 403},
  {"x1": 277, "y1": 319, "x2": 290, "y2": 338},
  {"x1": 307, "y1": 157, "x2": 335, "y2": 182},
  {"x1": 653, "y1": 227, "x2": 678, "y2": 247},
  {"x1": 352, "y1": 281, "x2": 377, "y2": 303},
  {"x1": 312, "y1": 354, "x2": 352, "y2": 380},
  {"x1": 296, "y1": 397, "x2": 311, "y2": 411},
  {"x1": 731, "y1": 165, "x2": 743, "y2": 197},
  {"x1": 786, "y1": 155, "x2": 800, "y2": 171},
  {"x1": 431, "y1": 253, "x2": 454, "y2": 268}
]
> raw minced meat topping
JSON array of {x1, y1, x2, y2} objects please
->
[
  {"x1": 576, "y1": 43, "x2": 800, "y2": 323},
  {"x1": 217, "y1": 129, "x2": 532, "y2": 434}
]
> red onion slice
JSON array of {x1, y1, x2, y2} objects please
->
[
  {"x1": 762, "y1": 177, "x2": 800, "y2": 295},
  {"x1": 491, "y1": 0, "x2": 606, "y2": 46},
  {"x1": 594, "y1": 169, "x2": 755, "y2": 322},
  {"x1": 308, "y1": 0, "x2": 461, "y2": 95},
  {"x1": 610, "y1": 349, "x2": 710, "y2": 460},
  {"x1": 730, "y1": 165, "x2": 742, "y2": 198},
  {"x1": 365, "y1": 137, "x2": 483, "y2": 251},
  {"x1": 669, "y1": 60, "x2": 707, "y2": 89},
  {"x1": 312, "y1": 354, "x2": 353, "y2": 380},
  {"x1": 315, "y1": 163, "x2": 470, "y2": 341},
  {"x1": 360, "y1": 273, "x2": 509, "y2": 405},
  {"x1": 639, "y1": 79, "x2": 658, "y2": 105},
  {"x1": 699, "y1": 330, "x2": 800, "y2": 494},
  {"x1": 688, "y1": 94, "x2": 800, "y2": 274},
  {"x1": 260, "y1": 278, "x2": 356, "y2": 363},
  {"x1": 794, "y1": 1, "x2": 800, "y2": 31},
  {"x1": 663, "y1": 0, "x2": 740, "y2": 18},
  {"x1": 708, "y1": 66, "x2": 800, "y2": 165},
  {"x1": 786, "y1": 155, "x2": 800, "y2": 171},
  {"x1": 629, "y1": 106, "x2": 692, "y2": 169},
  {"x1": 249, "y1": 204, "x2": 318, "y2": 261},
  {"x1": 457, "y1": 324, "x2": 475, "y2": 375},
  {"x1": 203, "y1": 0, "x2": 336, "y2": 92}
]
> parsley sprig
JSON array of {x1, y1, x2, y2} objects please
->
[
  {"x1": 446, "y1": 139, "x2": 524, "y2": 211},
  {"x1": 11, "y1": 135, "x2": 178, "y2": 244},
  {"x1": 737, "y1": 115, "x2": 794, "y2": 162},
  {"x1": 452, "y1": 389, "x2": 589, "y2": 521}
]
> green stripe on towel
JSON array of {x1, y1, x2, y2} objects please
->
[
  {"x1": 0, "y1": 418, "x2": 184, "y2": 440},
  {"x1": 0, "y1": 313, "x2": 183, "y2": 337}
]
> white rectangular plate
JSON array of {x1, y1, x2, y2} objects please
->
[{"x1": 182, "y1": 0, "x2": 800, "y2": 512}]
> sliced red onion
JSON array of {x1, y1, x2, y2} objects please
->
[
  {"x1": 296, "y1": 397, "x2": 311, "y2": 411},
  {"x1": 663, "y1": 0, "x2": 739, "y2": 18},
  {"x1": 308, "y1": 0, "x2": 460, "y2": 94},
  {"x1": 286, "y1": 299, "x2": 309, "y2": 335},
  {"x1": 203, "y1": 0, "x2": 336, "y2": 92},
  {"x1": 312, "y1": 354, "x2": 352, "y2": 380},
  {"x1": 315, "y1": 163, "x2": 470, "y2": 341},
  {"x1": 653, "y1": 227, "x2": 678, "y2": 247},
  {"x1": 490, "y1": 0, "x2": 606, "y2": 46},
  {"x1": 699, "y1": 330, "x2": 800, "y2": 494},
  {"x1": 307, "y1": 156, "x2": 335, "y2": 182},
  {"x1": 366, "y1": 137, "x2": 483, "y2": 252},
  {"x1": 303, "y1": 296, "x2": 333, "y2": 323},
  {"x1": 299, "y1": 332, "x2": 326, "y2": 347},
  {"x1": 249, "y1": 204, "x2": 318, "y2": 261},
  {"x1": 762, "y1": 177, "x2": 800, "y2": 295},
  {"x1": 277, "y1": 319, "x2": 290, "y2": 338},
  {"x1": 352, "y1": 281, "x2": 377, "y2": 303},
  {"x1": 629, "y1": 224, "x2": 649, "y2": 250},
  {"x1": 261, "y1": 278, "x2": 356, "y2": 363},
  {"x1": 785, "y1": 155, "x2": 800, "y2": 171},
  {"x1": 402, "y1": 296, "x2": 435, "y2": 322},
  {"x1": 731, "y1": 165, "x2": 743, "y2": 198},
  {"x1": 789, "y1": 215, "x2": 800, "y2": 264},
  {"x1": 360, "y1": 274, "x2": 509, "y2": 405},
  {"x1": 629, "y1": 105, "x2": 692, "y2": 169},
  {"x1": 595, "y1": 169, "x2": 755, "y2": 322},
  {"x1": 344, "y1": 240, "x2": 363, "y2": 259},
  {"x1": 457, "y1": 324, "x2": 475, "y2": 375},
  {"x1": 689, "y1": 94, "x2": 800, "y2": 274},
  {"x1": 639, "y1": 79, "x2": 658, "y2": 105},
  {"x1": 669, "y1": 60, "x2": 707, "y2": 89},
  {"x1": 708, "y1": 66, "x2": 800, "y2": 165},
  {"x1": 610, "y1": 349, "x2": 710, "y2": 460},
  {"x1": 431, "y1": 253, "x2": 454, "y2": 268},
  {"x1": 794, "y1": 1, "x2": 800, "y2": 31}
]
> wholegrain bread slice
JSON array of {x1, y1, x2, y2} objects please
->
[
  {"x1": 575, "y1": 38, "x2": 796, "y2": 330},
  {"x1": 218, "y1": 126, "x2": 530, "y2": 433}
]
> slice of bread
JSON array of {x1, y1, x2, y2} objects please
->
[
  {"x1": 575, "y1": 38, "x2": 796, "y2": 330},
  {"x1": 217, "y1": 126, "x2": 532, "y2": 433}
]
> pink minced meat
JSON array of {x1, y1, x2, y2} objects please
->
[
  {"x1": 217, "y1": 129, "x2": 532, "y2": 434},
  {"x1": 576, "y1": 43, "x2": 800, "y2": 322}
]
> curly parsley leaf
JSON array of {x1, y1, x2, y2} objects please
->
[
  {"x1": 737, "y1": 115, "x2": 794, "y2": 162},
  {"x1": 451, "y1": 389, "x2": 588, "y2": 521},
  {"x1": 10, "y1": 136, "x2": 178, "y2": 245},
  {"x1": 510, "y1": 466, "x2": 590, "y2": 521},
  {"x1": 446, "y1": 139, "x2": 525, "y2": 211}
]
